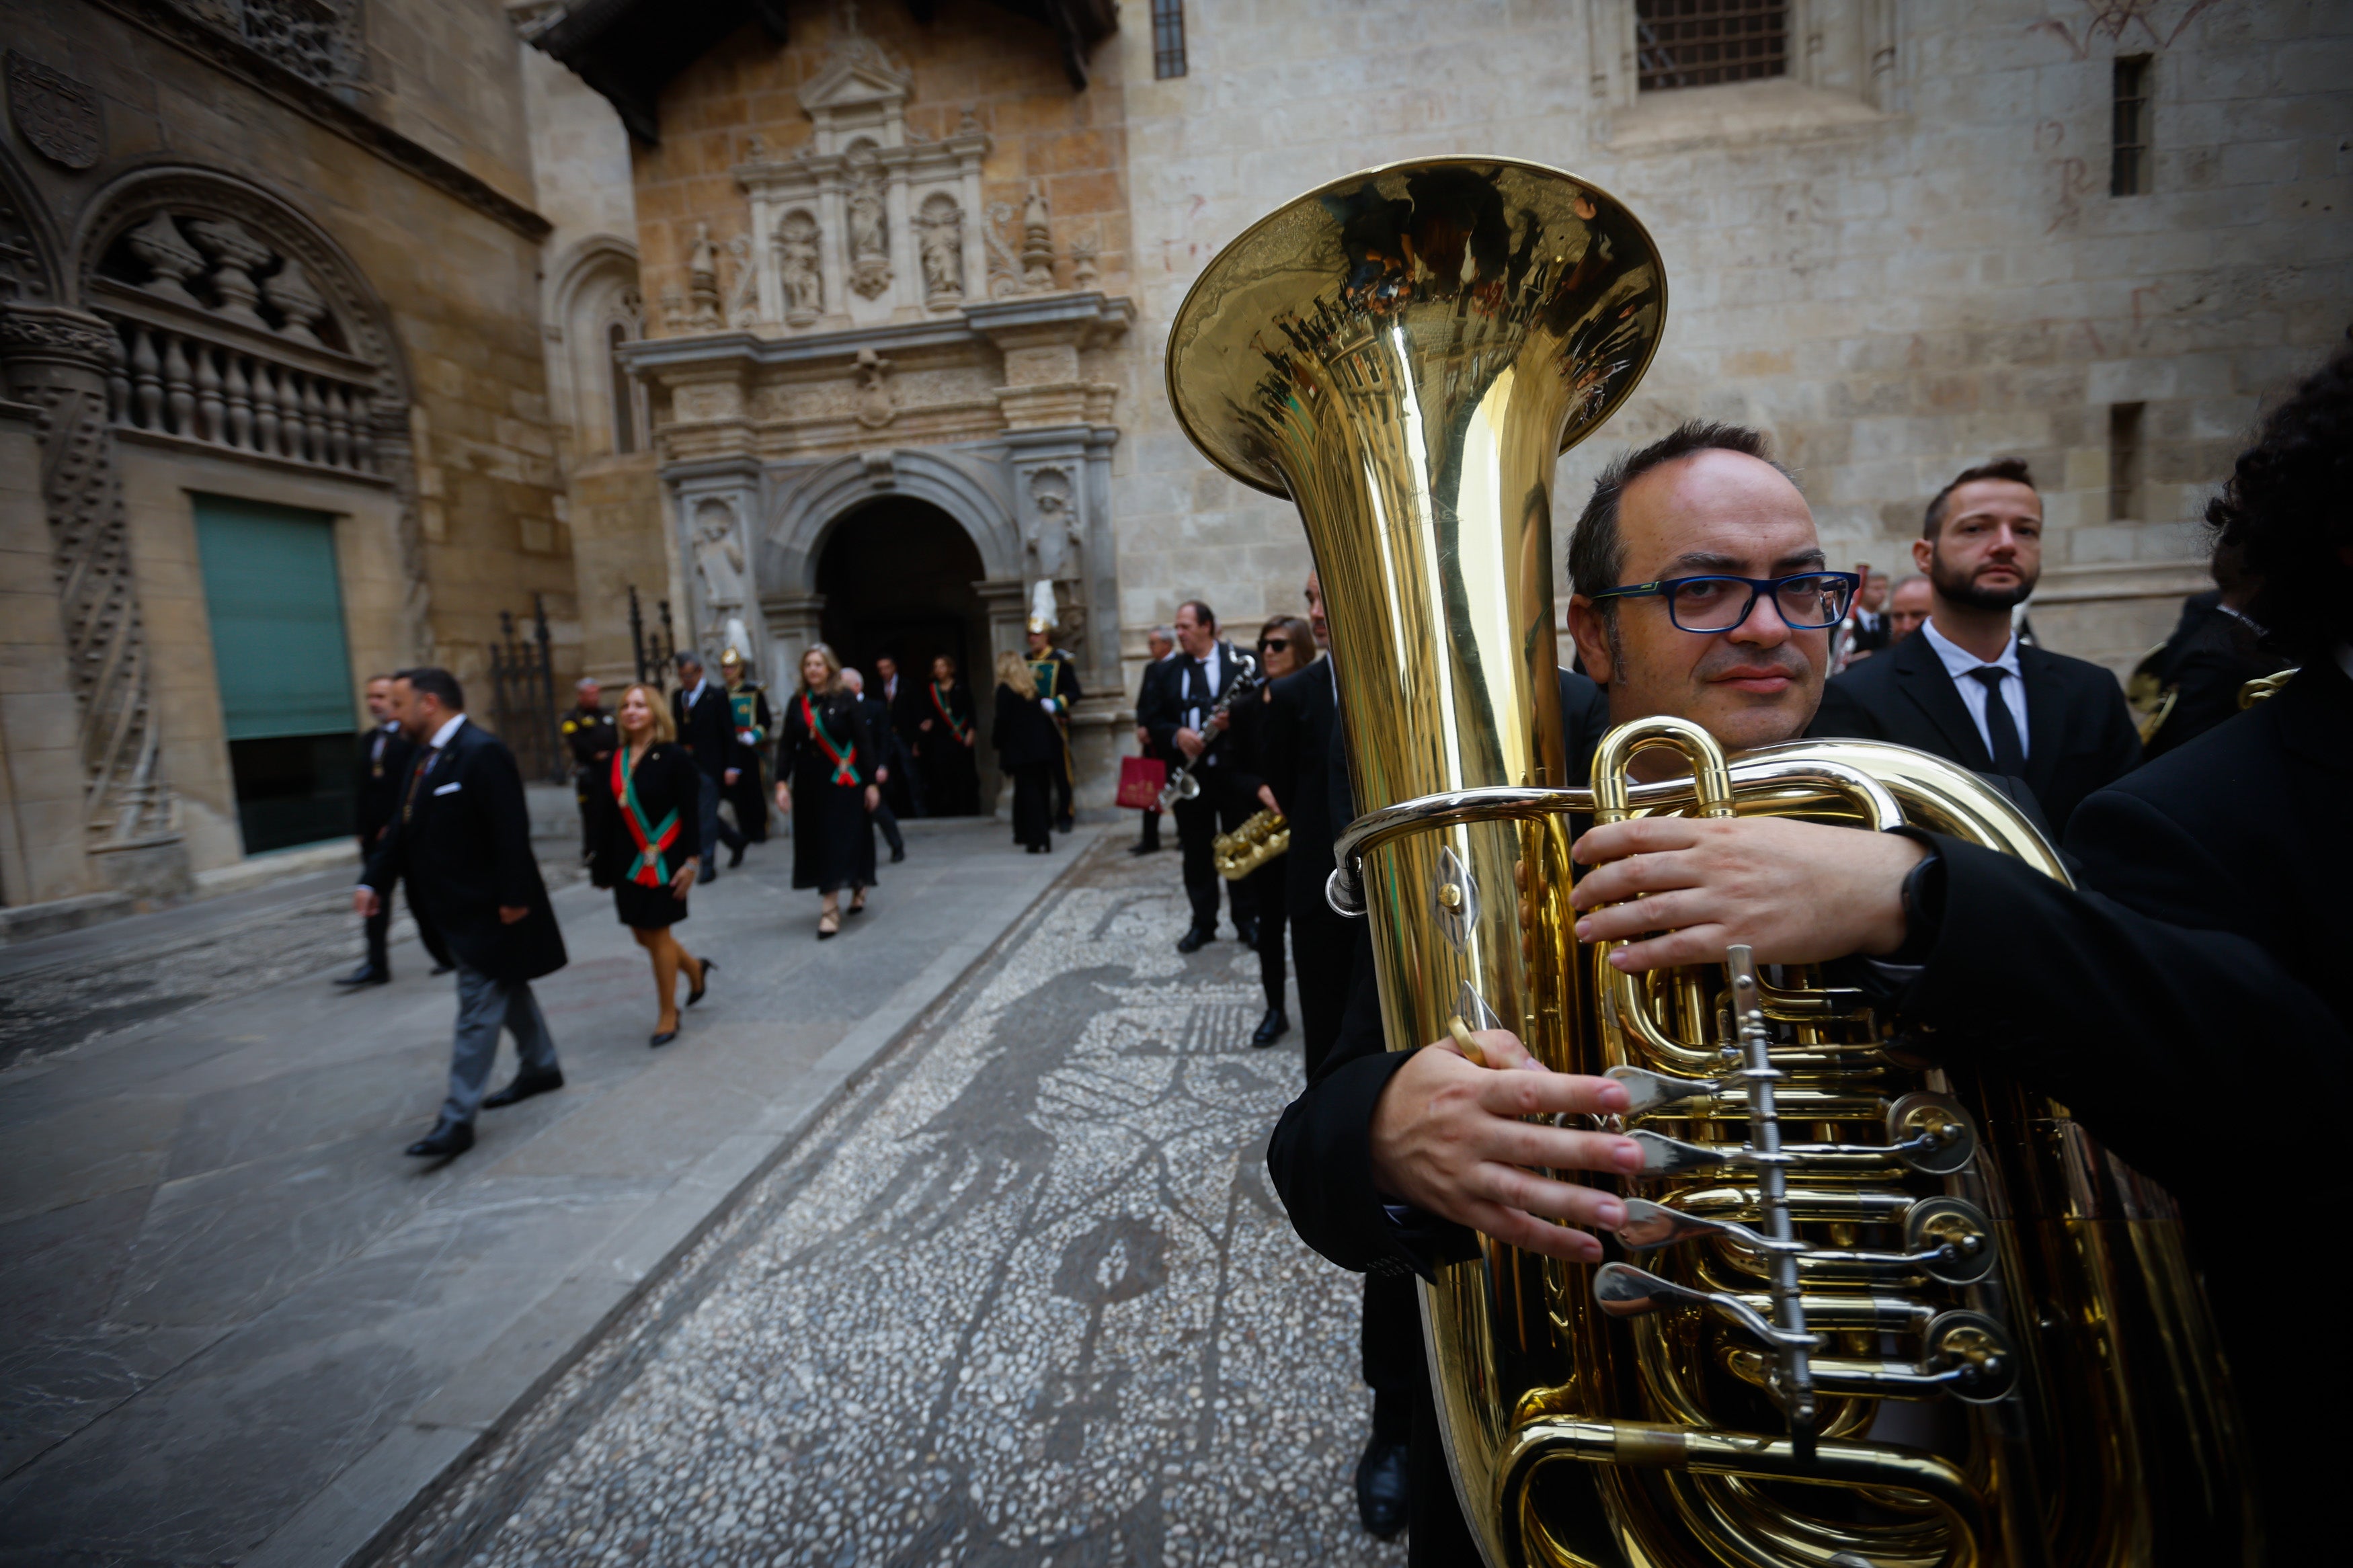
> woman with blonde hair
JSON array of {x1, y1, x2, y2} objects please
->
[
  {"x1": 992, "y1": 649, "x2": 1058, "y2": 854},
  {"x1": 585, "y1": 683, "x2": 711, "y2": 1047},
  {"x1": 774, "y1": 643, "x2": 881, "y2": 937}
]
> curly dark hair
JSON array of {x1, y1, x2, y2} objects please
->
[{"x1": 2207, "y1": 343, "x2": 2353, "y2": 662}]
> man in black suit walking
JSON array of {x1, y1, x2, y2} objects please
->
[
  {"x1": 1810, "y1": 458, "x2": 2140, "y2": 837},
  {"x1": 355, "y1": 668, "x2": 568, "y2": 1159},
  {"x1": 1142, "y1": 600, "x2": 1259, "y2": 953},
  {"x1": 671, "y1": 651, "x2": 748, "y2": 881},
  {"x1": 339, "y1": 673, "x2": 452, "y2": 987},
  {"x1": 841, "y1": 667, "x2": 907, "y2": 862},
  {"x1": 1129, "y1": 626, "x2": 1177, "y2": 855}
]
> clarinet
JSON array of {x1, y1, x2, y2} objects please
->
[{"x1": 1157, "y1": 651, "x2": 1261, "y2": 809}]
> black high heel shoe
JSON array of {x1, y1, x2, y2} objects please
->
[{"x1": 687, "y1": 958, "x2": 715, "y2": 1007}]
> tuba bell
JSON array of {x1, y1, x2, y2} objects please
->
[{"x1": 1167, "y1": 157, "x2": 2251, "y2": 1566}]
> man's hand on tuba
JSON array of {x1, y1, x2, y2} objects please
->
[
  {"x1": 1369, "y1": 1029, "x2": 1644, "y2": 1264},
  {"x1": 1570, "y1": 815, "x2": 1929, "y2": 971}
]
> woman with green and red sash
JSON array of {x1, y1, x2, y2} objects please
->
[
  {"x1": 913, "y1": 652, "x2": 981, "y2": 816},
  {"x1": 774, "y1": 644, "x2": 882, "y2": 938},
  {"x1": 586, "y1": 683, "x2": 711, "y2": 1046}
]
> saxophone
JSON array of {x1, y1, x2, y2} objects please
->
[{"x1": 1166, "y1": 157, "x2": 2252, "y2": 1567}]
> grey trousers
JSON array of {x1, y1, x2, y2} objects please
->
[{"x1": 444, "y1": 963, "x2": 559, "y2": 1125}]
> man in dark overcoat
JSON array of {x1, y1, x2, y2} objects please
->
[
  {"x1": 340, "y1": 672, "x2": 452, "y2": 987},
  {"x1": 672, "y1": 651, "x2": 749, "y2": 881},
  {"x1": 356, "y1": 667, "x2": 567, "y2": 1159}
]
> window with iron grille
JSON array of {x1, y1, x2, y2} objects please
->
[
  {"x1": 1636, "y1": 0, "x2": 1788, "y2": 92},
  {"x1": 1152, "y1": 0, "x2": 1187, "y2": 79},
  {"x1": 2111, "y1": 55, "x2": 2152, "y2": 196}
]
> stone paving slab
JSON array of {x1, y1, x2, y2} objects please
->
[
  {"x1": 0, "y1": 819, "x2": 1095, "y2": 1568},
  {"x1": 375, "y1": 836, "x2": 1409, "y2": 1568}
]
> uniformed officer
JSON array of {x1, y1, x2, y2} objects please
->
[
  {"x1": 560, "y1": 676, "x2": 618, "y2": 862},
  {"x1": 720, "y1": 647, "x2": 774, "y2": 856},
  {"x1": 1025, "y1": 616, "x2": 1083, "y2": 833}
]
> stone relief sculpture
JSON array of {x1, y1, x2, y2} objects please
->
[
  {"x1": 686, "y1": 222, "x2": 723, "y2": 329},
  {"x1": 845, "y1": 145, "x2": 891, "y2": 300},
  {"x1": 852, "y1": 346, "x2": 895, "y2": 429},
  {"x1": 724, "y1": 233, "x2": 760, "y2": 328},
  {"x1": 917, "y1": 192, "x2": 963, "y2": 307},
  {"x1": 1025, "y1": 465, "x2": 1080, "y2": 579},
  {"x1": 1070, "y1": 237, "x2": 1099, "y2": 290},
  {"x1": 1020, "y1": 183, "x2": 1055, "y2": 291},
  {"x1": 775, "y1": 210, "x2": 823, "y2": 325},
  {"x1": 692, "y1": 496, "x2": 748, "y2": 610}
]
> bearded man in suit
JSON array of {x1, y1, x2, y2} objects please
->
[
  {"x1": 1810, "y1": 458, "x2": 2141, "y2": 837},
  {"x1": 355, "y1": 668, "x2": 567, "y2": 1159}
]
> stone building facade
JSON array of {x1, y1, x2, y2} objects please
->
[
  {"x1": 530, "y1": 0, "x2": 2348, "y2": 813},
  {"x1": 0, "y1": 0, "x2": 574, "y2": 908}
]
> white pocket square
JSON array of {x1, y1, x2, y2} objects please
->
[{"x1": 432, "y1": 781, "x2": 462, "y2": 796}]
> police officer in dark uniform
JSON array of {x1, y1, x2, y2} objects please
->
[
  {"x1": 1026, "y1": 614, "x2": 1083, "y2": 833},
  {"x1": 720, "y1": 647, "x2": 774, "y2": 853},
  {"x1": 560, "y1": 676, "x2": 619, "y2": 863}
]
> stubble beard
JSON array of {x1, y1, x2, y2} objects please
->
[{"x1": 1929, "y1": 544, "x2": 2037, "y2": 613}]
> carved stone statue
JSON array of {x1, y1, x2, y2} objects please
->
[
  {"x1": 774, "y1": 210, "x2": 823, "y2": 325},
  {"x1": 852, "y1": 346, "x2": 895, "y2": 429},
  {"x1": 686, "y1": 222, "x2": 723, "y2": 328},
  {"x1": 692, "y1": 497, "x2": 748, "y2": 610},
  {"x1": 1020, "y1": 183, "x2": 1055, "y2": 291},
  {"x1": 1025, "y1": 465, "x2": 1079, "y2": 579},
  {"x1": 846, "y1": 146, "x2": 891, "y2": 300},
  {"x1": 917, "y1": 193, "x2": 963, "y2": 306}
]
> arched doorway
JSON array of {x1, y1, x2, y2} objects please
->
[{"x1": 814, "y1": 496, "x2": 994, "y2": 811}]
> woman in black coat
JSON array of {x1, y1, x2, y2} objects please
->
[
  {"x1": 914, "y1": 653, "x2": 982, "y2": 816},
  {"x1": 992, "y1": 649, "x2": 1059, "y2": 854},
  {"x1": 774, "y1": 644, "x2": 882, "y2": 938},
  {"x1": 586, "y1": 683, "x2": 709, "y2": 1047},
  {"x1": 1238, "y1": 615, "x2": 1311, "y2": 1046}
]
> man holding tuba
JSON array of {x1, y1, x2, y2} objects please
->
[
  {"x1": 1271, "y1": 418, "x2": 1863, "y2": 1558},
  {"x1": 1564, "y1": 351, "x2": 2353, "y2": 1561}
]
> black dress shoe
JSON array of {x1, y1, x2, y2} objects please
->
[
  {"x1": 1250, "y1": 1007, "x2": 1290, "y2": 1047},
  {"x1": 335, "y1": 964, "x2": 389, "y2": 988},
  {"x1": 1175, "y1": 926, "x2": 1216, "y2": 954},
  {"x1": 687, "y1": 958, "x2": 715, "y2": 1007},
  {"x1": 727, "y1": 841, "x2": 747, "y2": 869},
  {"x1": 1055, "y1": 816, "x2": 1075, "y2": 834},
  {"x1": 649, "y1": 1028, "x2": 678, "y2": 1048},
  {"x1": 1127, "y1": 839, "x2": 1161, "y2": 856},
  {"x1": 482, "y1": 1069, "x2": 563, "y2": 1109},
  {"x1": 404, "y1": 1117, "x2": 474, "y2": 1159},
  {"x1": 1235, "y1": 919, "x2": 1261, "y2": 949},
  {"x1": 429, "y1": 962, "x2": 455, "y2": 977},
  {"x1": 890, "y1": 845, "x2": 906, "y2": 863},
  {"x1": 1355, "y1": 1430, "x2": 1410, "y2": 1539}
]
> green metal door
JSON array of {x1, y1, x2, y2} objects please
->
[{"x1": 192, "y1": 495, "x2": 358, "y2": 852}]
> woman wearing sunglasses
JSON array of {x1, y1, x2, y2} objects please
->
[{"x1": 1236, "y1": 614, "x2": 1316, "y2": 1047}]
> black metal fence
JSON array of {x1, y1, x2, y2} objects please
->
[
  {"x1": 629, "y1": 585, "x2": 679, "y2": 691},
  {"x1": 487, "y1": 595, "x2": 565, "y2": 784}
]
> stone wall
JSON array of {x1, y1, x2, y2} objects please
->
[
  {"x1": 1105, "y1": 0, "x2": 2353, "y2": 691},
  {"x1": 0, "y1": 403, "x2": 92, "y2": 905}
]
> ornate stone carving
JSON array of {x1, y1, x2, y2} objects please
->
[
  {"x1": 852, "y1": 346, "x2": 895, "y2": 428},
  {"x1": 686, "y1": 223, "x2": 723, "y2": 329},
  {"x1": 660, "y1": 285, "x2": 690, "y2": 332},
  {"x1": 1025, "y1": 464, "x2": 1079, "y2": 579},
  {"x1": 180, "y1": 0, "x2": 364, "y2": 92},
  {"x1": 845, "y1": 145, "x2": 891, "y2": 300},
  {"x1": 185, "y1": 217, "x2": 273, "y2": 330},
  {"x1": 690, "y1": 495, "x2": 752, "y2": 655},
  {"x1": 0, "y1": 302, "x2": 174, "y2": 848},
  {"x1": 261, "y1": 258, "x2": 330, "y2": 346},
  {"x1": 7, "y1": 53, "x2": 102, "y2": 170},
  {"x1": 1020, "y1": 184, "x2": 1055, "y2": 291},
  {"x1": 724, "y1": 233, "x2": 760, "y2": 329},
  {"x1": 918, "y1": 192, "x2": 965, "y2": 307},
  {"x1": 1070, "y1": 237, "x2": 1099, "y2": 290},
  {"x1": 774, "y1": 210, "x2": 823, "y2": 325},
  {"x1": 125, "y1": 214, "x2": 206, "y2": 308}
]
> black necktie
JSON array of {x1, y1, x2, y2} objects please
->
[{"x1": 1968, "y1": 667, "x2": 2027, "y2": 776}]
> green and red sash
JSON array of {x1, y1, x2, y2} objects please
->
[
  {"x1": 928, "y1": 681, "x2": 970, "y2": 744},
  {"x1": 803, "y1": 693, "x2": 861, "y2": 785},
  {"x1": 612, "y1": 749, "x2": 680, "y2": 886}
]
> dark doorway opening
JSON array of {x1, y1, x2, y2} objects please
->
[{"x1": 813, "y1": 498, "x2": 994, "y2": 812}]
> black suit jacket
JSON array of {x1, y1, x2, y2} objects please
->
[
  {"x1": 2144, "y1": 600, "x2": 2287, "y2": 759},
  {"x1": 584, "y1": 741, "x2": 703, "y2": 888},
  {"x1": 854, "y1": 694, "x2": 910, "y2": 780},
  {"x1": 1141, "y1": 641, "x2": 1252, "y2": 758},
  {"x1": 1135, "y1": 657, "x2": 1180, "y2": 764},
  {"x1": 673, "y1": 682, "x2": 749, "y2": 782},
  {"x1": 354, "y1": 722, "x2": 415, "y2": 844},
  {"x1": 1810, "y1": 624, "x2": 2141, "y2": 837},
  {"x1": 1896, "y1": 660, "x2": 2349, "y2": 1557},
  {"x1": 361, "y1": 718, "x2": 567, "y2": 983}
]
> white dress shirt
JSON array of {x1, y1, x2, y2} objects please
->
[
  {"x1": 1184, "y1": 643, "x2": 1226, "y2": 767},
  {"x1": 1921, "y1": 618, "x2": 2028, "y2": 761}
]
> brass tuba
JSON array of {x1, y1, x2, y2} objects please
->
[{"x1": 1167, "y1": 158, "x2": 2251, "y2": 1567}]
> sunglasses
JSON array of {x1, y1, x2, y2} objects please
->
[{"x1": 1258, "y1": 637, "x2": 1292, "y2": 651}]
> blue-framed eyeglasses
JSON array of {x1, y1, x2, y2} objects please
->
[{"x1": 1588, "y1": 571, "x2": 1860, "y2": 634}]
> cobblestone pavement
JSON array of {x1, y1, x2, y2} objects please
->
[
  {"x1": 0, "y1": 860, "x2": 585, "y2": 1070},
  {"x1": 386, "y1": 839, "x2": 1408, "y2": 1568}
]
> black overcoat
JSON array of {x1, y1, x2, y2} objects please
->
[
  {"x1": 992, "y1": 684, "x2": 1060, "y2": 770},
  {"x1": 361, "y1": 718, "x2": 567, "y2": 983},
  {"x1": 777, "y1": 686, "x2": 879, "y2": 892},
  {"x1": 673, "y1": 682, "x2": 750, "y2": 782},
  {"x1": 1808, "y1": 623, "x2": 2141, "y2": 837},
  {"x1": 354, "y1": 721, "x2": 416, "y2": 845},
  {"x1": 584, "y1": 741, "x2": 704, "y2": 888}
]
